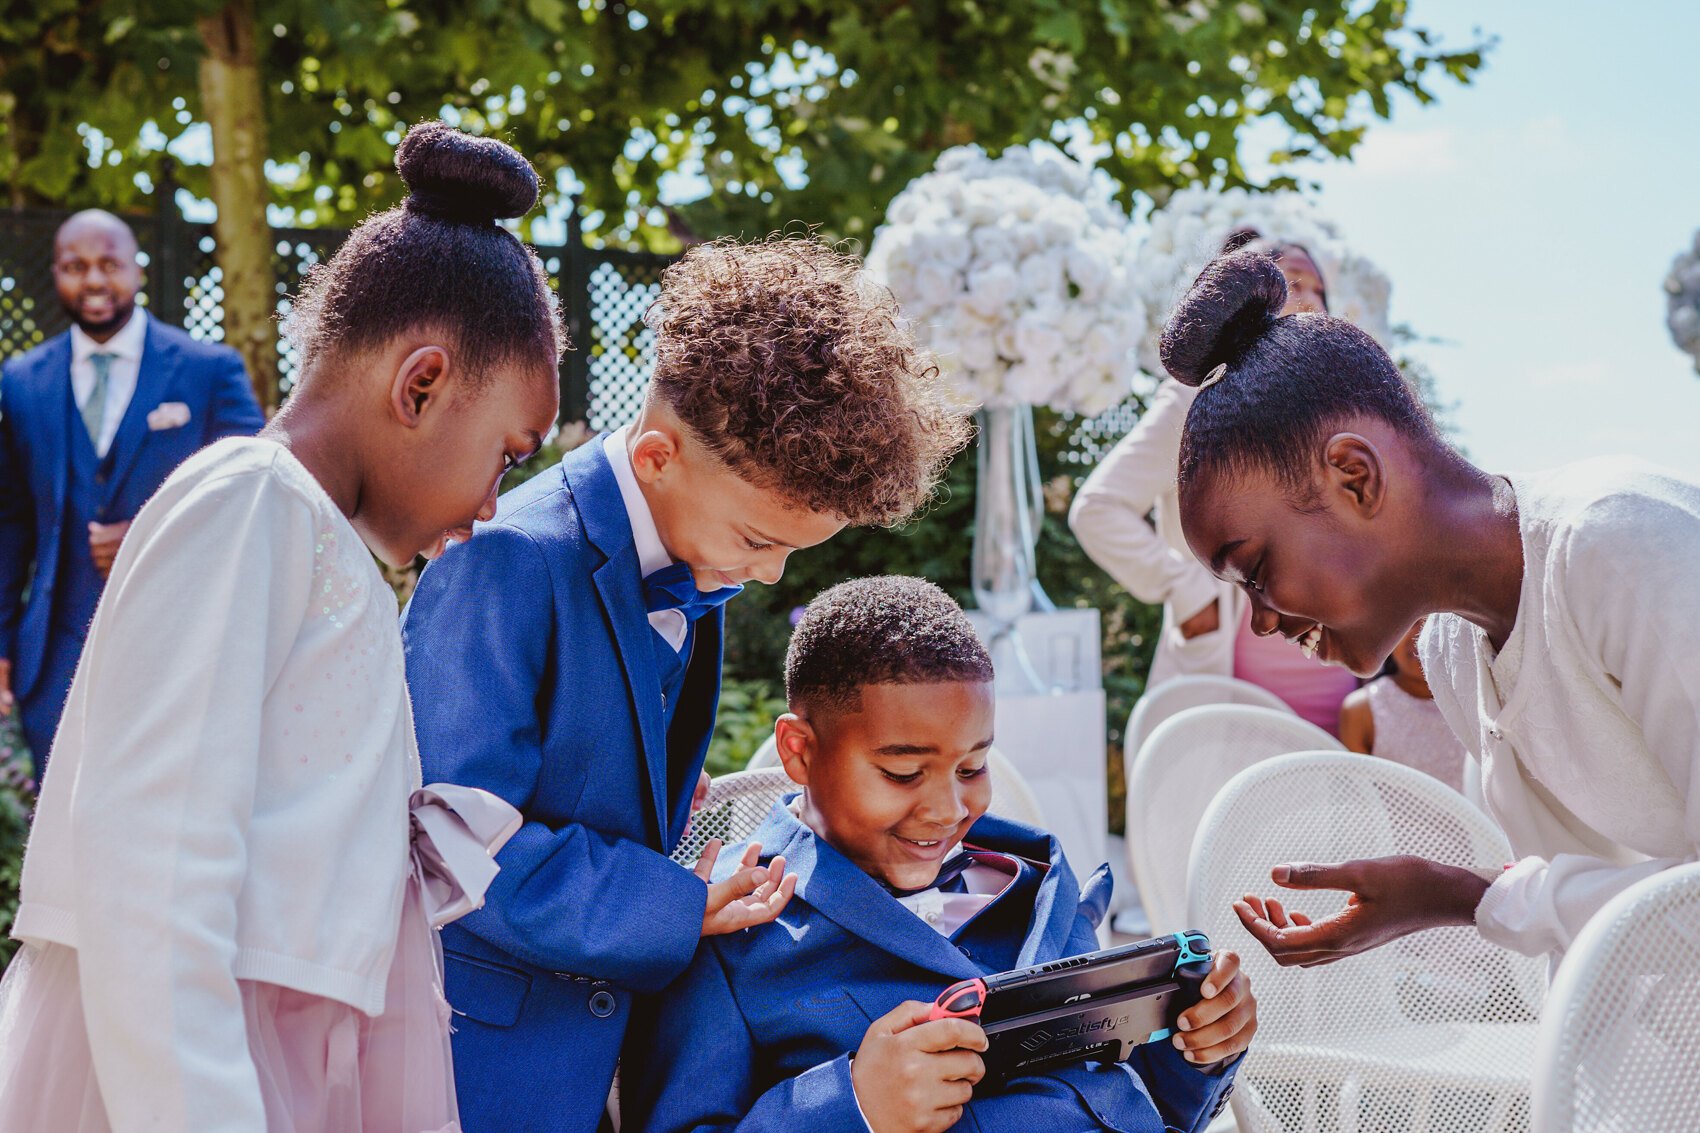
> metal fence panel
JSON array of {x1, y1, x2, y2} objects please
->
[
  {"x1": 0, "y1": 202, "x2": 673, "y2": 433},
  {"x1": 2, "y1": 202, "x2": 1145, "y2": 452}
]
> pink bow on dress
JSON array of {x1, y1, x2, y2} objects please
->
[{"x1": 409, "y1": 783, "x2": 523, "y2": 929}]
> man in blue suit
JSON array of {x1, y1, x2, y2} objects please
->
[
  {"x1": 625, "y1": 577, "x2": 1256, "y2": 1133},
  {"x1": 0, "y1": 210, "x2": 264, "y2": 766}
]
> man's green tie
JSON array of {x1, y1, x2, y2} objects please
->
[{"x1": 83, "y1": 351, "x2": 114, "y2": 449}]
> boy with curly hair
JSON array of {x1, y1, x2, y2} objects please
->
[
  {"x1": 626, "y1": 577, "x2": 1253, "y2": 1133},
  {"x1": 401, "y1": 237, "x2": 971, "y2": 1133}
]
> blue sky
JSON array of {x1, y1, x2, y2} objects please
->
[{"x1": 1254, "y1": 0, "x2": 1700, "y2": 479}]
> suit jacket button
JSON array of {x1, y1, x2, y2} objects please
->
[
  {"x1": 94, "y1": 472, "x2": 109, "y2": 486},
  {"x1": 589, "y1": 989, "x2": 617, "y2": 1018}
]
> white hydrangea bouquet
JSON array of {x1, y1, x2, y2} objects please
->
[
  {"x1": 866, "y1": 143, "x2": 1144, "y2": 416},
  {"x1": 1131, "y1": 186, "x2": 1394, "y2": 375},
  {"x1": 1666, "y1": 229, "x2": 1700, "y2": 373}
]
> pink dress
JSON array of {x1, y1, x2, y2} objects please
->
[
  {"x1": 1231, "y1": 604, "x2": 1359, "y2": 735},
  {"x1": 1365, "y1": 676, "x2": 1470, "y2": 795},
  {"x1": 0, "y1": 787, "x2": 515, "y2": 1133}
]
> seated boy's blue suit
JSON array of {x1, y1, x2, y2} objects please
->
[
  {"x1": 401, "y1": 440, "x2": 721, "y2": 1133},
  {"x1": 626, "y1": 800, "x2": 1238, "y2": 1133}
]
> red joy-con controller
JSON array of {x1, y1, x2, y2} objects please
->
[{"x1": 929, "y1": 977, "x2": 988, "y2": 1022}]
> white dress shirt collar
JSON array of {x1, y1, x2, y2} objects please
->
[
  {"x1": 71, "y1": 307, "x2": 148, "y2": 367},
  {"x1": 898, "y1": 848, "x2": 1016, "y2": 937},
  {"x1": 69, "y1": 309, "x2": 149, "y2": 458},
  {"x1": 604, "y1": 425, "x2": 689, "y2": 651},
  {"x1": 788, "y1": 795, "x2": 1018, "y2": 938}
]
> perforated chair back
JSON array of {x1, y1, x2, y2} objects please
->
[
  {"x1": 669, "y1": 767, "x2": 798, "y2": 866},
  {"x1": 1127, "y1": 704, "x2": 1340, "y2": 932},
  {"x1": 1533, "y1": 861, "x2": 1700, "y2": 1133},
  {"x1": 1188, "y1": 751, "x2": 1545, "y2": 1133},
  {"x1": 1126, "y1": 674, "x2": 1293, "y2": 764}
]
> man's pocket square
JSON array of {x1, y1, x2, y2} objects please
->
[{"x1": 147, "y1": 402, "x2": 192, "y2": 431}]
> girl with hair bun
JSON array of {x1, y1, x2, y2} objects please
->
[
  {"x1": 1071, "y1": 230, "x2": 1355, "y2": 735},
  {"x1": 0, "y1": 120, "x2": 565, "y2": 1131},
  {"x1": 1165, "y1": 246, "x2": 1700, "y2": 968}
]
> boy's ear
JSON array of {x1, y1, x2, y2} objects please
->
[
  {"x1": 390, "y1": 345, "x2": 452, "y2": 428},
  {"x1": 629, "y1": 424, "x2": 683, "y2": 485},
  {"x1": 1322, "y1": 432, "x2": 1387, "y2": 518},
  {"x1": 773, "y1": 713, "x2": 815, "y2": 787}
]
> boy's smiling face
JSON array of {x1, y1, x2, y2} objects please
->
[{"x1": 777, "y1": 680, "x2": 996, "y2": 893}]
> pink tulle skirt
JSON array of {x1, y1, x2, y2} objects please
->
[{"x1": 0, "y1": 876, "x2": 459, "y2": 1133}]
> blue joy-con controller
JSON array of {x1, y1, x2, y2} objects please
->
[{"x1": 1145, "y1": 930, "x2": 1214, "y2": 1044}]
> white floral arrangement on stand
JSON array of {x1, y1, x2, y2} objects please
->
[
  {"x1": 1665, "y1": 229, "x2": 1700, "y2": 374},
  {"x1": 1131, "y1": 186, "x2": 1394, "y2": 375},
  {"x1": 866, "y1": 143, "x2": 1145, "y2": 416}
]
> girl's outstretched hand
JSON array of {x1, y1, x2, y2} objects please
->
[
  {"x1": 694, "y1": 839, "x2": 798, "y2": 936},
  {"x1": 1233, "y1": 855, "x2": 1492, "y2": 967}
]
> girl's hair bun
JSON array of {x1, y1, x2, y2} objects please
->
[
  {"x1": 1219, "y1": 226, "x2": 1264, "y2": 255},
  {"x1": 395, "y1": 120, "x2": 540, "y2": 225},
  {"x1": 1160, "y1": 247, "x2": 1289, "y2": 387}
]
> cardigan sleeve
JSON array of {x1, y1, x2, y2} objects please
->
[
  {"x1": 66, "y1": 463, "x2": 316, "y2": 1132},
  {"x1": 1068, "y1": 380, "x2": 1218, "y2": 622},
  {"x1": 1474, "y1": 489, "x2": 1700, "y2": 956}
]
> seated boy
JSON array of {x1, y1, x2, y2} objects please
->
[{"x1": 625, "y1": 576, "x2": 1254, "y2": 1133}]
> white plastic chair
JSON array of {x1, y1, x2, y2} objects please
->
[
  {"x1": 669, "y1": 766, "x2": 798, "y2": 866},
  {"x1": 1126, "y1": 674, "x2": 1293, "y2": 765},
  {"x1": 1533, "y1": 861, "x2": 1700, "y2": 1133},
  {"x1": 744, "y1": 735, "x2": 781, "y2": 770},
  {"x1": 1127, "y1": 704, "x2": 1341, "y2": 933},
  {"x1": 1188, "y1": 751, "x2": 1545, "y2": 1133}
]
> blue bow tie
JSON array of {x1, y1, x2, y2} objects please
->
[
  {"x1": 642, "y1": 561, "x2": 742, "y2": 622},
  {"x1": 882, "y1": 851, "x2": 976, "y2": 898}
]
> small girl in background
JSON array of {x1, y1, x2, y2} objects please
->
[
  {"x1": 0, "y1": 122, "x2": 562, "y2": 1132},
  {"x1": 1339, "y1": 618, "x2": 1471, "y2": 795}
]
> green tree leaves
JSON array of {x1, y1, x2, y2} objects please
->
[{"x1": 4, "y1": 1, "x2": 1487, "y2": 244}]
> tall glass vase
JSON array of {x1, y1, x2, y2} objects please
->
[{"x1": 972, "y1": 405, "x2": 1048, "y2": 695}]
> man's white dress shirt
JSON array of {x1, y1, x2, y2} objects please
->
[{"x1": 70, "y1": 309, "x2": 148, "y2": 458}]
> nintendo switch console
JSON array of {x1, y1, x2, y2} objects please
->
[{"x1": 930, "y1": 930, "x2": 1214, "y2": 1085}]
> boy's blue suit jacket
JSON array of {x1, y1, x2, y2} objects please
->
[
  {"x1": 0, "y1": 320, "x2": 261, "y2": 708},
  {"x1": 401, "y1": 439, "x2": 721, "y2": 1133},
  {"x1": 625, "y1": 802, "x2": 1239, "y2": 1133}
]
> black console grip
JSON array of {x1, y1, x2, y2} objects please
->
[
  {"x1": 1171, "y1": 954, "x2": 1213, "y2": 1015},
  {"x1": 1172, "y1": 955, "x2": 1232, "y2": 1073}
]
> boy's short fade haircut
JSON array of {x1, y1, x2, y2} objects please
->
[
  {"x1": 646, "y1": 236, "x2": 971, "y2": 527},
  {"x1": 785, "y1": 576, "x2": 994, "y2": 714}
]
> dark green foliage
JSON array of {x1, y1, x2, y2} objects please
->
[
  {"x1": 0, "y1": 714, "x2": 36, "y2": 970},
  {"x1": 4, "y1": 2, "x2": 1487, "y2": 246}
]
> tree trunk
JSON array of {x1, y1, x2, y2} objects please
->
[{"x1": 196, "y1": 0, "x2": 279, "y2": 412}]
